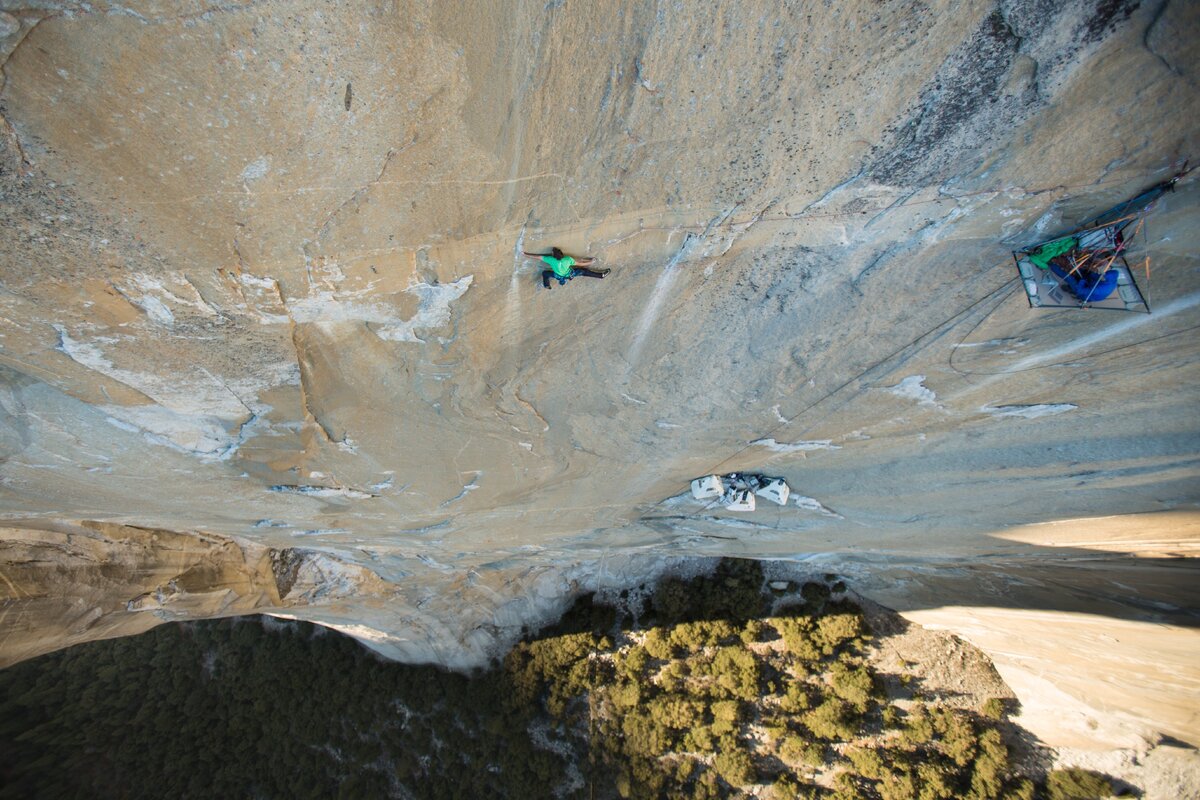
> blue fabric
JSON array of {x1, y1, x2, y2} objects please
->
[
  {"x1": 1050, "y1": 263, "x2": 1118, "y2": 302},
  {"x1": 542, "y1": 269, "x2": 573, "y2": 288}
]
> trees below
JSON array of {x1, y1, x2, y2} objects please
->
[
  {"x1": 0, "y1": 559, "x2": 1100, "y2": 799},
  {"x1": 0, "y1": 613, "x2": 558, "y2": 799}
]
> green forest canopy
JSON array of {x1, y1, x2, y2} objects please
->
[{"x1": 0, "y1": 559, "x2": 1117, "y2": 800}]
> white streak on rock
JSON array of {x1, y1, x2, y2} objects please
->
[
  {"x1": 1007, "y1": 290, "x2": 1200, "y2": 373},
  {"x1": 627, "y1": 234, "x2": 694, "y2": 367},
  {"x1": 375, "y1": 276, "x2": 474, "y2": 343},
  {"x1": 136, "y1": 295, "x2": 175, "y2": 326},
  {"x1": 956, "y1": 337, "x2": 1028, "y2": 349},
  {"x1": 982, "y1": 403, "x2": 1077, "y2": 419},
  {"x1": 118, "y1": 273, "x2": 223, "y2": 324},
  {"x1": 505, "y1": 226, "x2": 526, "y2": 347},
  {"x1": 241, "y1": 155, "x2": 270, "y2": 182},
  {"x1": 103, "y1": 405, "x2": 237, "y2": 459},
  {"x1": 751, "y1": 437, "x2": 841, "y2": 452},
  {"x1": 887, "y1": 375, "x2": 940, "y2": 408},
  {"x1": 289, "y1": 294, "x2": 395, "y2": 324},
  {"x1": 369, "y1": 476, "x2": 395, "y2": 492},
  {"x1": 794, "y1": 495, "x2": 843, "y2": 518},
  {"x1": 57, "y1": 324, "x2": 294, "y2": 459},
  {"x1": 287, "y1": 554, "x2": 371, "y2": 602},
  {"x1": 269, "y1": 485, "x2": 376, "y2": 500},
  {"x1": 440, "y1": 472, "x2": 481, "y2": 507}
]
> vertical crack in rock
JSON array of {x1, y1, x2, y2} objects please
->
[
  {"x1": 296, "y1": 136, "x2": 414, "y2": 293},
  {"x1": 0, "y1": 10, "x2": 59, "y2": 175},
  {"x1": 304, "y1": 140, "x2": 411, "y2": 254},
  {"x1": 230, "y1": 233, "x2": 249, "y2": 274},
  {"x1": 1143, "y1": 0, "x2": 1188, "y2": 80},
  {"x1": 514, "y1": 388, "x2": 550, "y2": 432},
  {"x1": 181, "y1": 274, "x2": 231, "y2": 321},
  {"x1": 851, "y1": 219, "x2": 938, "y2": 294},
  {"x1": 0, "y1": 110, "x2": 30, "y2": 175}
]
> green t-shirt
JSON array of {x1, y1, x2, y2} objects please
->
[{"x1": 541, "y1": 254, "x2": 576, "y2": 277}]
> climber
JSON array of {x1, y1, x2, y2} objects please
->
[
  {"x1": 523, "y1": 247, "x2": 609, "y2": 289},
  {"x1": 1048, "y1": 254, "x2": 1118, "y2": 303}
]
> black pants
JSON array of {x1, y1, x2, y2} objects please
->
[{"x1": 542, "y1": 268, "x2": 605, "y2": 288}]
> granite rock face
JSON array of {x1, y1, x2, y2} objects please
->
[
  {"x1": 1, "y1": 0, "x2": 1198, "y2": 758},
  {"x1": 0, "y1": 519, "x2": 389, "y2": 667}
]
